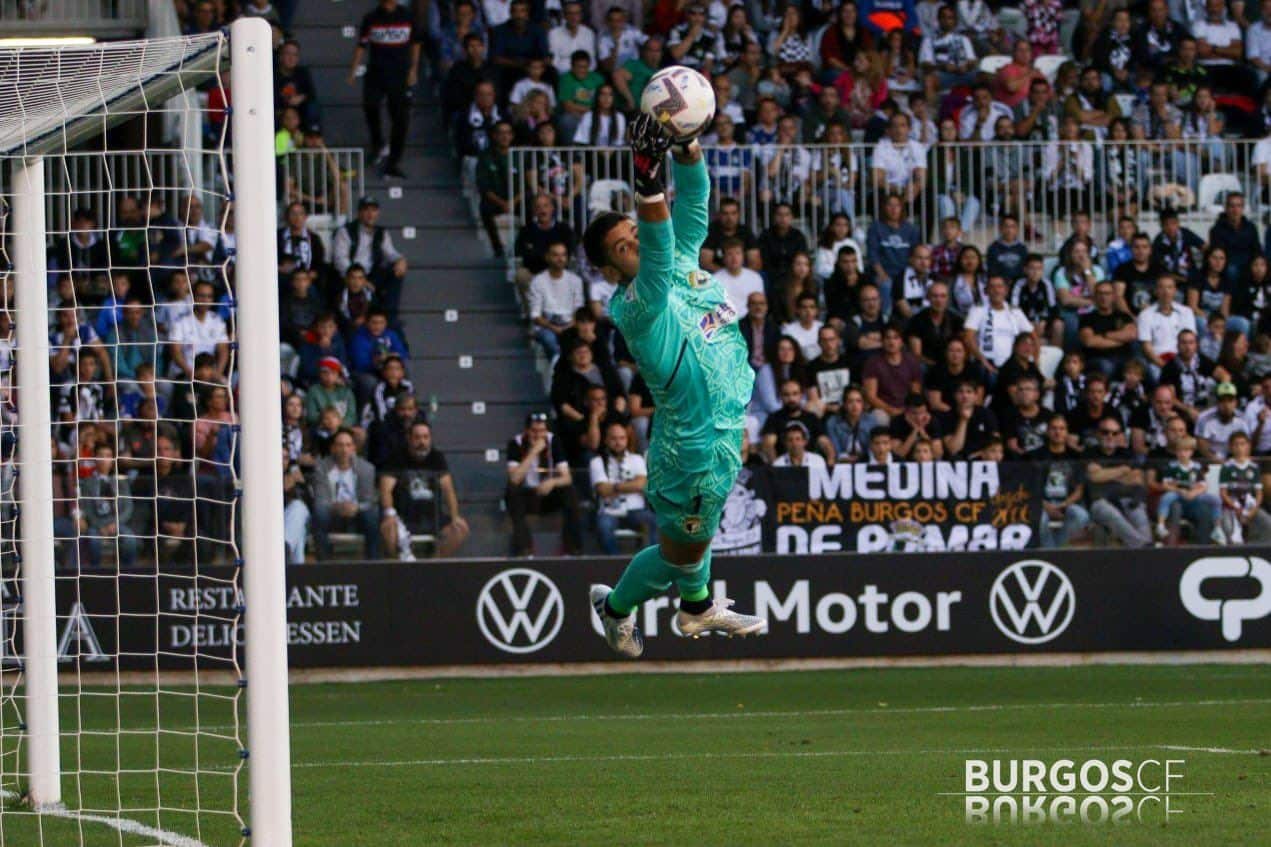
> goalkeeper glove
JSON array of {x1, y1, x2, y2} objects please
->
[{"x1": 629, "y1": 113, "x2": 673, "y2": 203}]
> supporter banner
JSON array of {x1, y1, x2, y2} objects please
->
[
  {"x1": 759, "y1": 462, "x2": 1045, "y2": 554},
  {"x1": 24, "y1": 548, "x2": 1269, "y2": 670}
]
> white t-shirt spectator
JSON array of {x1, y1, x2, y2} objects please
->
[
  {"x1": 528, "y1": 269, "x2": 585, "y2": 323},
  {"x1": 1137, "y1": 302, "x2": 1196, "y2": 358},
  {"x1": 773, "y1": 450, "x2": 828, "y2": 470},
  {"x1": 871, "y1": 137, "x2": 926, "y2": 189},
  {"x1": 1196, "y1": 407, "x2": 1250, "y2": 459},
  {"x1": 1193, "y1": 18, "x2": 1242, "y2": 66},
  {"x1": 713, "y1": 266, "x2": 765, "y2": 313},
  {"x1": 958, "y1": 100, "x2": 1014, "y2": 140},
  {"x1": 589, "y1": 451, "x2": 648, "y2": 516},
  {"x1": 1243, "y1": 394, "x2": 1271, "y2": 453},
  {"x1": 597, "y1": 25, "x2": 645, "y2": 67},
  {"x1": 781, "y1": 319, "x2": 824, "y2": 361},
  {"x1": 964, "y1": 303, "x2": 1033, "y2": 367},
  {"x1": 509, "y1": 77, "x2": 556, "y2": 107},
  {"x1": 548, "y1": 23, "x2": 596, "y2": 74},
  {"x1": 1248, "y1": 19, "x2": 1271, "y2": 67},
  {"x1": 918, "y1": 31, "x2": 975, "y2": 69},
  {"x1": 169, "y1": 310, "x2": 228, "y2": 362}
]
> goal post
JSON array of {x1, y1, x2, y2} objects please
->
[{"x1": 0, "y1": 18, "x2": 293, "y2": 845}]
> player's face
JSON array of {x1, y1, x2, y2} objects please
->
[{"x1": 602, "y1": 218, "x2": 641, "y2": 282}]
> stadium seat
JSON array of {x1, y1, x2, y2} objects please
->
[
  {"x1": 998, "y1": 7, "x2": 1027, "y2": 38},
  {"x1": 1033, "y1": 55, "x2": 1067, "y2": 84},
  {"x1": 979, "y1": 56, "x2": 1011, "y2": 76},
  {"x1": 1196, "y1": 173, "x2": 1243, "y2": 215}
]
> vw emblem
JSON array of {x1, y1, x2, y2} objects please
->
[
  {"x1": 476, "y1": 568, "x2": 564, "y2": 654},
  {"x1": 989, "y1": 560, "x2": 1075, "y2": 645}
]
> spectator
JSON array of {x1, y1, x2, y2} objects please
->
[
  {"x1": 529, "y1": 241, "x2": 585, "y2": 360},
  {"x1": 740, "y1": 291, "x2": 782, "y2": 416},
  {"x1": 1244, "y1": 372, "x2": 1271, "y2": 454},
  {"x1": 1011, "y1": 254, "x2": 1061, "y2": 347},
  {"x1": 1014, "y1": 76, "x2": 1062, "y2": 142},
  {"x1": 506, "y1": 412, "x2": 581, "y2": 556},
  {"x1": 1193, "y1": 0, "x2": 1248, "y2": 93},
  {"x1": 509, "y1": 57, "x2": 556, "y2": 116},
  {"x1": 1068, "y1": 373, "x2": 1122, "y2": 450},
  {"x1": 1000, "y1": 374, "x2": 1048, "y2": 457},
  {"x1": 350, "y1": 0, "x2": 421, "y2": 178},
  {"x1": 870, "y1": 115, "x2": 927, "y2": 210},
  {"x1": 366, "y1": 390, "x2": 423, "y2": 468},
  {"x1": 862, "y1": 324, "x2": 923, "y2": 425},
  {"x1": 549, "y1": 1, "x2": 595, "y2": 74},
  {"x1": 1153, "y1": 208, "x2": 1204, "y2": 280},
  {"x1": 813, "y1": 213, "x2": 863, "y2": 283},
  {"x1": 866, "y1": 192, "x2": 922, "y2": 313},
  {"x1": 1077, "y1": 280, "x2": 1136, "y2": 378},
  {"x1": 1249, "y1": 0, "x2": 1271, "y2": 85},
  {"x1": 669, "y1": 3, "x2": 722, "y2": 73},
  {"x1": 1041, "y1": 116, "x2": 1094, "y2": 216},
  {"x1": 994, "y1": 40, "x2": 1041, "y2": 108},
  {"x1": 1208, "y1": 193, "x2": 1260, "y2": 286},
  {"x1": 1086, "y1": 418, "x2": 1152, "y2": 547},
  {"x1": 918, "y1": 3, "x2": 975, "y2": 101},
  {"x1": 297, "y1": 314, "x2": 350, "y2": 387},
  {"x1": 1196, "y1": 382, "x2": 1250, "y2": 461},
  {"x1": 613, "y1": 35, "x2": 663, "y2": 112},
  {"x1": 455, "y1": 77, "x2": 502, "y2": 163},
  {"x1": 985, "y1": 216, "x2": 1025, "y2": 283},
  {"x1": 1150, "y1": 434, "x2": 1218, "y2": 544},
  {"x1": 332, "y1": 196, "x2": 408, "y2": 317},
  {"x1": 1163, "y1": 35, "x2": 1210, "y2": 107},
  {"x1": 282, "y1": 453, "x2": 310, "y2": 565},
  {"x1": 824, "y1": 245, "x2": 866, "y2": 326},
  {"x1": 894, "y1": 243, "x2": 934, "y2": 321},
  {"x1": 1093, "y1": 8, "x2": 1134, "y2": 92},
  {"x1": 348, "y1": 307, "x2": 409, "y2": 400},
  {"x1": 804, "y1": 86, "x2": 852, "y2": 143},
  {"x1": 305, "y1": 357, "x2": 360, "y2": 429},
  {"x1": 964, "y1": 276, "x2": 1035, "y2": 373},
  {"x1": 277, "y1": 201, "x2": 327, "y2": 281},
  {"x1": 380, "y1": 421, "x2": 470, "y2": 558},
  {"x1": 597, "y1": 5, "x2": 644, "y2": 74},
  {"x1": 275, "y1": 39, "x2": 319, "y2": 128},
  {"x1": 773, "y1": 420, "x2": 830, "y2": 470},
  {"x1": 573, "y1": 83, "x2": 626, "y2": 146},
  {"x1": 168, "y1": 280, "x2": 229, "y2": 380},
  {"x1": 758, "y1": 203, "x2": 810, "y2": 282},
  {"x1": 49, "y1": 207, "x2": 109, "y2": 302},
  {"x1": 442, "y1": 34, "x2": 498, "y2": 125},
  {"x1": 762, "y1": 114, "x2": 817, "y2": 210},
  {"x1": 1028, "y1": 414, "x2": 1089, "y2": 547},
  {"x1": 888, "y1": 392, "x2": 943, "y2": 459},
  {"x1": 77, "y1": 443, "x2": 138, "y2": 568},
  {"x1": 490, "y1": 0, "x2": 549, "y2": 90},
  {"x1": 761, "y1": 378, "x2": 835, "y2": 463},
  {"x1": 807, "y1": 325, "x2": 852, "y2": 417},
  {"x1": 1114, "y1": 233, "x2": 1164, "y2": 316},
  {"x1": 311, "y1": 428, "x2": 381, "y2": 559},
  {"x1": 815, "y1": 122, "x2": 860, "y2": 220},
  {"x1": 1137, "y1": 275, "x2": 1196, "y2": 378},
  {"x1": 1160, "y1": 329, "x2": 1216, "y2": 421},
  {"x1": 713, "y1": 238, "x2": 766, "y2": 313},
  {"x1": 104, "y1": 299, "x2": 157, "y2": 385},
  {"x1": 1130, "y1": 384, "x2": 1183, "y2": 460},
  {"x1": 701, "y1": 197, "x2": 762, "y2": 272},
  {"x1": 703, "y1": 116, "x2": 755, "y2": 201},
  {"x1": 475, "y1": 121, "x2": 518, "y2": 259},
  {"x1": 1134, "y1": 0, "x2": 1181, "y2": 71},
  {"x1": 280, "y1": 269, "x2": 325, "y2": 349},
  {"x1": 557, "y1": 49, "x2": 604, "y2": 141},
  {"x1": 552, "y1": 343, "x2": 626, "y2": 466},
  {"x1": 437, "y1": 0, "x2": 484, "y2": 76},
  {"x1": 905, "y1": 279, "x2": 962, "y2": 366},
  {"x1": 845, "y1": 282, "x2": 889, "y2": 368},
  {"x1": 991, "y1": 333, "x2": 1045, "y2": 417},
  {"x1": 959, "y1": 83, "x2": 1013, "y2": 141},
  {"x1": 361, "y1": 353, "x2": 414, "y2": 428},
  {"x1": 514, "y1": 195, "x2": 576, "y2": 303},
  {"x1": 781, "y1": 293, "x2": 825, "y2": 361},
  {"x1": 589, "y1": 421, "x2": 657, "y2": 553},
  {"x1": 941, "y1": 378, "x2": 999, "y2": 458},
  {"x1": 1218, "y1": 430, "x2": 1271, "y2": 542},
  {"x1": 826, "y1": 385, "x2": 875, "y2": 462},
  {"x1": 335, "y1": 263, "x2": 376, "y2": 338}
]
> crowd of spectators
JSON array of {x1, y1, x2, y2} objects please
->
[{"x1": 429, "y1": 0, "x2": 1271, "y2": 551}]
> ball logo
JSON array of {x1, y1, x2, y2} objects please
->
[
  {"x1": 1179, "y1": 556, "x2": 1271, "y2": 642},
  {"x1": 476, "y1": 568, "x2": 564, "y2": 654},
  {"x1": 989, "y1": 560, "x2": 1075, "y2": 645}
]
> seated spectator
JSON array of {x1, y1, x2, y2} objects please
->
[
  {"x1": 758, "y1": 203, "x2": 810, "y2": 282},
  {"x1": 1077, "y1": 280, "x2": 1136, "y2": 377},
  {"x1": 1065, "y1": 65, "x2": 1119, "y2": 141},
  {"x1": 552, "y1": 341, "x2": 626, "y2": 459},
  {"x1": 959, "y1": 83, "x2": 1013, "y2": 141},
  {"x1": 804, "y1": 85, "x2": 852, "y2": 143},
  {"x1": 1040, "y1": 117, "x2": 1094, "y2": 218},
  {"x1": 1244, "y1": 372, "x2": 1271, "y2": 455},
  {"x1": 304, "y1": 357, "x2": 360, "y2": 430},
  {"x1": 336, "y1": 263, "x2": 376, "y2": 338},
  {"x1": 1160, "y1": 329, "x2": 1216, "y2": 422},
  {"x1": 888, "y1": 393, "x2": 944, "y2": 460},
  {"x1": 1209, "y1": 192, "x2": 1260, "y2": 285},
  {"x1": 1196, "y1": 382, "x2": 1250, "y2": 461},
  {"x1": 923, "y1": 335, "x2": 984, "y2": 414},
  {"x1": 740, "y1": 291, "x2": 782, "y2": 416},
  {"x1": 703, "y1": 115, "x2": 755, "y2": 202},
  {"x1": 941, "y1": 379, "x2": 999, "y2": 459},
  {"x1": 1014, "y1": 76, "x2": 1062, "y2": 142},
  {"x1": 529, "y1": 241, "x2": 586, "y2": 360},
  {"x1": 844, "y1": 283, "x2": 889, "y2": 369},
  {"x1": 1189, "y1": 246, "x2": 1244, "y2": 335},
  {"x1": 1086, "y1": 418, "x2": 1152, "y2": 547},
  {"x1": 142, "y1": 195, "x2": 183, "y2": 279},
  {"x1": 866, "y1": 193, "x2": 922, "y2": 313},
  {"x1": 1113, "y1": 233, "x2": 1164, "y2": 316},
  {"x1": 282, "y1": 453, "x2": 310, "y2": 565},
  {"x1": 548, "y1": 2, "x2": 595, "y2": 75},
  {"x1": 474, "y1": 121, "x2": 516, "y2": 259},
  {"x1": 929, "y1": 217, "x2": 964, "y2": 283},
  {"x1": 773, "y1": 420, "x2": 830, "y2": 470},
  {"x1": 1134, "y1": 0, "x2": 1181, "y2": 72},
  {"x1": 870, "y1": 117, "x2": 927, "y2": 213},
  {"x1": 280, "y1": 268, "x2": 324, "y2": 349},
  {"x1": 1138, "y1": 275, "x2": 1196, "y2": 379},
  {"x1": 142, "y1": 430, "x2": 195, "y2": 561},
  {"x1": 701, "y1": 197, "x2": 762, "y2": 272},
  {"x1": 76, "y1": 442, "x2": 139, "y2": 569},
  {"x1": 904, "y1": 280, "x2": 960, "y2": 366},
  {"x1": 1011, "y1": 254, "x2": 1061, "y2": 347},
  {"x1": 814, "y1": 122, "x2": 860, "y2": 220},
  {"x1": 1131, "y1": 385, "x2": 1185, "y2": 459},
  {"x1": 49, "y1": 207, "x2": 109, "y2": 302},
  {"x1": 781, "y1": 294, "x2": 824, "y2": 362},
  {"x1": 824, "y1": 245, "x2": 866, "y2": 327},
  {"x1": 1149, "y1": 435, "x2": 1219, "y2": 544},
  {"x1": 1153, "y1": 208, "x2": 1204, "y2": 279},
  {"x1": 1000, "y1": 374, "x2": 1048, "y2": 457},
  {"x1": 332, "y1": 196, "x2": 408, "y2": 317},
  {"x1": 1110, "y1": 356, "x2": 1149, "y2": 425},
  {"x1": 557, "y1": 49, "x2": 604, "y2": 142},
  {"x1": 826, "y1": 386, "x2": 874, "y2": 462},
  {"x1": 514, "y1": 195, "x2": 576, "y2": 305},
  {"x1": 169, "y1": 280, "x2": 230, "y2": 381},
  {"x1": 964, "y1": 276, "x2": 1035, "y2": 374},
  {"x1": 894, "y1": 243, "x2": 934, "y2": 322},
  {"x1": 104, "y1": 299, "x2": 157, "y2": 385},
  {"x1": 277, "y1": 201, "x2": 327, "y2": 281},
  {"x1": 380, "y1": 421, "x2": 470, "y2": 559},
  {"x1": 774, "y1": 252, "x2": 817, "y2": 325},
  {"x1": 807, "y1": 325, "x2": 852, "y2": 418},
  {"x1": 994, "y1": 40, "x2": 1041, "y2": 109},
  {"x1": 283, "y1": 392, "x2": 317, "y2": 470},
  {"x1": 505, "y1": 412, "x2": 582, "y2": 556},
  {"x1": 712, "y1": 237, "x2": 765, "y2": 314},
  {"x1": 573, "y1": 83, "x2": 626, "y2": 146},
  {"x1": 275, "y1": 39, "x2": 319, "y2": 127},
  {"x1": 760, "y1": 378, "x2": 835, "y2": 463},
  {"x1": 762, "y1": 115, "x2": 816, "y2": 210},
  {"x1": 597, "y1": 5, "x2": 644, "y2": 75},
  {"x1": 194, "y1": 384, "x2": 236, "y2": 463},
  {"x1": 862, "y1": 324, "x2": 923, "y2": 426},
  {"x1": 367, "y1": 391, "x2": 423, "y2": 468},
  {"x1": 918, "y1": 4, "x2": 975, "y2": 101},
  {"x1": 490, "y1": 0, "x2": 549, "y2": 91},
  {"x1": 589, "y1": 421, "x2": 657, "y2": 553},
  {"x1": 1067, "y1": 373, "x2": 1121, "y2": 451},
  {"x1": 1192, "y1": 0, "x2": 1249, "y2": 94},
  {"x1": 991, "y1": 333, "x2": 1045, "y2": 418},
  {"x1": 348, "y1": 307, "x2": 409, "y2": 401},
  {"x1": 443, "y1": 34, "x2": 498, "y2": 127},
  {"x1": 1027, "y1": 415, "x2": 1089, "y2": 548},
  {"x1": 613, "y1": 35, "x2": 663, "y2": 112},
  {"x1": 668, "y1": 3, "x2": 722, "y2": 73},
  {"x1": 297, "y1": 313, "x2": 350, "y2": 387},
  {"x1": 312, "y1": 428, "x2": 380, "y2": 560}
]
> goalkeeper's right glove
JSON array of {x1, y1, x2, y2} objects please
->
[{"x1": 629, "y1": 113, "x2": 673, "y2": 203}]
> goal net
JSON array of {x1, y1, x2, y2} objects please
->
[{"x1": 0, "y1": 20, "x2": 291, "y2": 846}]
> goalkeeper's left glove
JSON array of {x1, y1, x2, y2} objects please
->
[{"x1": 629, "y1": 113, "x2": 673, "y2": 203}]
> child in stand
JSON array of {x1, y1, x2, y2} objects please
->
[{"x1": 1054, "y1": 351, "x2": 1087, "y2": 417}]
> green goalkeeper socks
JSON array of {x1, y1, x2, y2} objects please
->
[{"x1": 607, "y1": 545, "x2": 712, "y2": 616}]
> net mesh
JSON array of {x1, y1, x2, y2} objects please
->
[{"x1": 0, "y1": 31, "x2": 248, "y2": 846}]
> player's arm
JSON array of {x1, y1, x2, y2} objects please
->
[
  {"x1": 630, "y1": 114, "x2": 675, "y2": 302},
  {"x1": 669, "y1": 142, "x2": 709, "y2": 265}
]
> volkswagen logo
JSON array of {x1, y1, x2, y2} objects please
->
[
  {"x1": 989, "y1": 560, "x2": 1075, "y2": 645},
  {"x1": 476, "y1": 568, "x2": 564, "y2": 654}
]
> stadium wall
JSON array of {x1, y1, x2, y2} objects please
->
[{"x1": 19, "y1": 549, "x2": 1269, "y2": 669}]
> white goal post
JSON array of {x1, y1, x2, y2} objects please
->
[{"x1": 0, "y1": 17, "x2": 292, "y2": 846}]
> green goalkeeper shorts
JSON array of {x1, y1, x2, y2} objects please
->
[{"x1": 645, "y1": 428, "x2": 745, "y2": 544}]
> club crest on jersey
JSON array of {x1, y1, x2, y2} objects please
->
[
  {"x1": 682, "y1": 515, "x2": 703, "y2": 535},
  {"x1": 688, "y1": 269, "x2": 712, "y2": 287},
  {"x1": 698, "y1": 302, "x2": 738, "y2": 341}
]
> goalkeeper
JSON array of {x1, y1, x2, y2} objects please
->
[{"x1": 582, "y1": 114, "x2": 766, "y2": 658}]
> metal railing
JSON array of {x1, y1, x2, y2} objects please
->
[
  {"x1": 505, "y1": 138, "x2": 1271, "y2": 272},
  {"x1": 278, "y1": 147, "x2": 364, "y2": 226},
  {"x1": 0, "y1": 0, "x2": 147, "y2": 36}
]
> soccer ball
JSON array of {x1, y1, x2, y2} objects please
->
[{"x1": 640, "y1": 66, "x2": 716, "y2": 142}]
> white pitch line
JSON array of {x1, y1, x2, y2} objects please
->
[
  {"x1": 290, "y1": 742, "x2": 1267, "y2": 771},
  {"x1": 1162, "y1": 745, "x2": 1267, "y2": 755},
  {"x1": 0, "y1": 790, "x2": 212, "y2": 847},
  {"x1": 273, "y1": 697, "x2": 1271, "y2": 731}
]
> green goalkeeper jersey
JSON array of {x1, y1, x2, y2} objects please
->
[{"x1": 610, "y1": 157, "x2": 753, "y2": 444}]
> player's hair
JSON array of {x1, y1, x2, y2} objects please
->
[{"x1": 583, "y1": 211, "x2": 628, "y2": 269}]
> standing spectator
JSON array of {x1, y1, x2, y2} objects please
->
[
  {"x1": 380, "y1": 421, "x2": 470, "y2": 558},
  {"x1": 548, "y1": 1, "x2": 595, "y2": 75},
  {"x1": 866, "y1": 193, "x2": 922, "y2": 313},
  {"x1": 529, "y1": 241, "x2": 585, "y2": 360},
  {"x1": 1219, "y1": 431, "x2": 1271, "y2": 542},
  {"x1": 1086, "y1": 418, "x2": 1152, "y2": 547},
  {"x1": 964, "y1": 277, "x2": 1034, "y2": 373},
  {"x1": 350, "y1": 0, "x2": 422, "y2": 178},
  {"x1": 506, "y1": 413, "x2": 582, "y2": 556},
  {"x1": 311, "y1": 428, "x2": 381, "y2": 559},
  {"x1": 332, "y1": 196, "x2": 408, "y2": 318},
  {"x1": 1196, "y1": 382, "x2": 1250, "y2": 461},
  {"x1": 1028, "y1": 415, "x2": 1089, "y2": 548},
  {"x1": 1077, "y1": 280, "x2": 1135, "y2": 377},
  {"x1": 475, "y1": 121, "x2": 518, "y2": 259},
  {"x1": 589, "y1": 421, "x2": 657, "y2": 553}
]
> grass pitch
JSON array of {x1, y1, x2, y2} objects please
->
[{"x1": 1, "y1": 664, "x2": 1268, "y2": 846}]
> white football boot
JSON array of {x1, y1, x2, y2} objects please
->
[
  {"x1": 590, "y1": 585, "x2": 643, "y2": 658},
  {"x1": 677, "y1": 597, "x2": 767, "y2": 639}
]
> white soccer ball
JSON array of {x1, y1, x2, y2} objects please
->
[{"x1": 640, "y1": 65, "x2": 716, "y2": 142}]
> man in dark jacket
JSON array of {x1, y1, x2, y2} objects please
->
[{"x1": 1208, "y1": 192, "x2": 1260, "y2": 283}]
